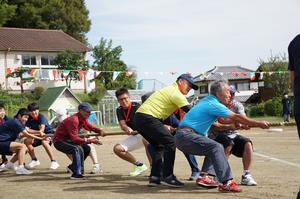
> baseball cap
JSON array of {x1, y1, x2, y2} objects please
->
[
  {"x1": 177, "y1": 73, "x2": 199, "y2": 90},
  {"x1": 78, "y1": 102, "x2": 93, "y2": 113},
  {"x1": 229, "y1": 85, "x2": 239, "y2": 94}
]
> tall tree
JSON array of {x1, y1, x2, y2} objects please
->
[
  {"x1": 4, "y1": 0, "x2": 90, "y2": 43},
  {"x1": 0, "y1": 0, "x2": 16, "y2": 26},
  {"x1": 257, "y1": 54, "x2": 289, "y2": 97},
  {"x1": 54, "y1": 50, "x2": 88, "y2": 88},
  {"x1": 92, "y1": 38, "x2": 136, "y2": 89}
]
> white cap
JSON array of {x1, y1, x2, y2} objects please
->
[{"x1": 55, "y1": 108, "x2": 68, "y2": 122}]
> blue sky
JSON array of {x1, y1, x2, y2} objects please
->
[{"x1": 85, "y1": 0, "x2": 300, "y2": 87}]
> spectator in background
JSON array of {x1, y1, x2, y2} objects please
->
[
  {"x1": 288, "y1": 34, "x2": 300, "y2": 139},
  {"x1": 282, "y1": 92, "x2": 291, "y2": 122}
]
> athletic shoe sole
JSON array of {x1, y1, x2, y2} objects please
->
[
  {"x1": 161, "y1": 181, "x2": 184, "y2": 188},
  {"x1": 197, "y1": 182, "x2": 219, "y2": 189}
]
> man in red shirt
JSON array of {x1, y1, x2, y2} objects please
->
[{"x1": 53, "y1": 103, "x2": 106, "y2": 179}]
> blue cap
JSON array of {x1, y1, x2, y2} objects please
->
[
  {"x1": 177, "y1": 73, "x2": 199, "y2": 90},
  {"x1": 78, "y1": 102, "x2": 93, "y2": 112},
  {"x1": 229, "y1": 85, "x2": 239, "y2": 94}
]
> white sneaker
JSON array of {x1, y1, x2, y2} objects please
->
[
  {"x1": 90, "y1": 164, "x2": 102, "y2": 174},
  {"x1": 241, "y1": 174, "x2": 257, "y2": 186},
  {"x1": 50, "y1": 161, "x2": 60, "y2": 170},
  {"x1": 16, "y1": 166, "x2": 33, "y2": 175},
  {"x1": 5, "y1": 162, "x2": 16, "y2": 170},
  {"x1": 28, "y1": 160, "x2": 40, "y2": 168}
]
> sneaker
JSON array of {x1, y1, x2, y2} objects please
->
[
  {"x1": 66, "y1": 165, "x2": 74, "y2": 174},
  {"x1": 188, "y1": 171, "x2": 200, "y2": 181},
  {"x1": 70, "y1": 174, "x2": 86, "y2": 180},
  {"x1": 161, "y1": 175, "x2": 184, "y2": 188},
  {"x1": 129, "y1": 164, "x2": 148, "y2": 176},
  {"x1": 196, "y1": 176, "x2": 219, "y2": 188},
  {"x1": 218, "y1": 180, "x2": 242, "y2": 193},
  {"x1": 50, "y1": 161, "x2": 60, "y2": 170},
  {"x1": 28, "y1": 160, "x2": 40, "y2": 168},
  {"x1": 5, "y1": 162, "x2": 16, "y2": 170},
  {"x1": 90, "y1": 164, "x2": 102, "y2": 174},
  {"x1": 148, "y1": 176, "x2": 161, "y2": 187},
  {"x1": 241, "y1": 174, "x2": 257, "y2": 186},
  {"x1": 15, "y1": 166, "x2": 33, "y2": 175}
]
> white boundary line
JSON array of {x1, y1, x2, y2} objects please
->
[{"x1": 254, "y1": 152, "x2": 300, "y2": 168}]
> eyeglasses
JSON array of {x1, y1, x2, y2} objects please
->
[{"x1": 118, "y1": 97, "x2": 129, "y2": 101}]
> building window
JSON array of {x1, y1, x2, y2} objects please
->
[
  {"x1": 22, "y1": 55, "x2": 36, "y2": 65},
  {"x1": 237, "y1": 82, "x2": 250, "y2": 91},
  {"x1": 199, "y1": 85, "x2": 208, "y2": 94},
  {"x1": 41, "y1": 55, "x2": 55, "y2": 65}
]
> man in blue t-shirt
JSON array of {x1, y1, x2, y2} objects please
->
[
  {"x1": 288, "y1": 34, "x2": 300, "y2": 139},
  {"x1": 24, "y1": 102, "x2": 59, "y2": 170},
  {"x1": 175, "y1": 80, "x2": 269, "y2": 193}
]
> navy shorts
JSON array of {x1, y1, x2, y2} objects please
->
[
  {"x1": 215, "y1": 133, "x2": 252, "y2": 157},
  {"x1": 0, "y1": 141, "x2": 13, "y2": 155},
  {"x1": 33, "y1": 139, "x2": 52, "y2": 147}
]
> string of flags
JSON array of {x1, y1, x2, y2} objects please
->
[
  {"x1": 5, "y1": 68, "x2": 135, "y2": 81},
  {"x1": 5, "y1": 67, "x2": 290, "y2": 82}
]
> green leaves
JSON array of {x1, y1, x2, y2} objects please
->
[
  {"x1": 257, "y1": 54, "x2": 289, "y2": 97},
  {"x1": 92, "y1": 38, "x2": 136, "y2": 89},
  {"x1": 3, "y1": 0, "x2": 90, "y2": 43}
]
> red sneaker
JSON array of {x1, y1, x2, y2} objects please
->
[
  {"x1": 196, "y1": 176, "x2": 219, "y2": 188},
  {"x1": 218, "y1": 180, "x2": 242, "y2": 193}
]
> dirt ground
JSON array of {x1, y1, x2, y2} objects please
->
[{"x1": 0, "y1": 126, "x2": 299, "y2": 199}]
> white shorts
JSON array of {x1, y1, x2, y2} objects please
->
[{"x1": 119, "y1": 134, "x2": 144, "y2": 152}]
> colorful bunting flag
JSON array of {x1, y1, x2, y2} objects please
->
[{"x1": 112, "y1": 71, "x2": 121, "y2": 81}]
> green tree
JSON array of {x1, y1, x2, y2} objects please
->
[
  {"x1": 257, "y1": 54, "x2": 289, "y2": 97},
  {"x1": 6, "y1": 67, "x2": 34, "y2": 93},
  {"x1": 4, "y1": 0, "x2": 90, "y2": 43},
  {"x1": 92, "y1": 38, "x2": 136, "y2": 89},
  {"x1": 54, "y1": 50, "x2": 88, "y2": 88},
  {"x1": 0, "y1": 0, "x2": 17, "y2": 26}
]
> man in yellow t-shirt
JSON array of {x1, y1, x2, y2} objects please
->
[{"x1": 134, "y1": 73, "x2": 198, "y2": 187}]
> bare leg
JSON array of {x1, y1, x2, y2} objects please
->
[
  {"x1": 41, "y1": 140, "x2": 55, "y2": 161},
  {"x1": 9, "y1": 142, "x2": 27, "y2": 166},
  {"x1": 24, "y1": 138, "x2": 36, "y2": 159},
  {"x1": 113, "y1": 144, "x2": 136, "y2": 164},
  {"x1": 88, "y1": 144, "x2": 98, "y2": 164},
  {"x1": 224, "y1": 145, "x2": 233, "y2": 158},
  {"x1": 242, "y1": 142, "x2": 253, "y2": 170}
]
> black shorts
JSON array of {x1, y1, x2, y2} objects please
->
[
  {"x1": 215, "y1": 133, "x2": 252, "y2": 157},
  {"x1": 0, "y1": 141, "x2": 13, "y2": 155},
  {"x1": 33, "y1": 139, "x2": 52, "y2": 147}
]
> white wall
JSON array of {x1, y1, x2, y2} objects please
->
[{"x1": 0, "y1": 51, "x2": 95, "y2": 92}]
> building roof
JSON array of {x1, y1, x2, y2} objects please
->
[
  {"x1": 38, "y1": 86, "x2": 81, "y2": 110},
  {"x1": 194, "y1": 66, "x2": 256, "y2": 82},
  {"x1": 0, "y1": 27, "x2": 89, "y2": 52}
]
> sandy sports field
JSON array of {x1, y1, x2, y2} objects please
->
[{"x1": 0, "y1": 126, "x2": 299, "y2": 199}]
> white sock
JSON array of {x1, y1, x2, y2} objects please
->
[
  {"x1": 18, "y1": 165, "x2": 24, "y2": 169},
  {"x1": 243, "y1": 170, "x2": 250, "y2": 176}
]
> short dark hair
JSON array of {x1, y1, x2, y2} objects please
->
[
  {"x1": 27, "y1": 102, "x2": 39, "y2": 111},
  {"x1": 115, "y1": 87, "x2": 129, "y2": 98},
  {"x1": 14, "y1": 108, "x2": 29, "y2": 118}
]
